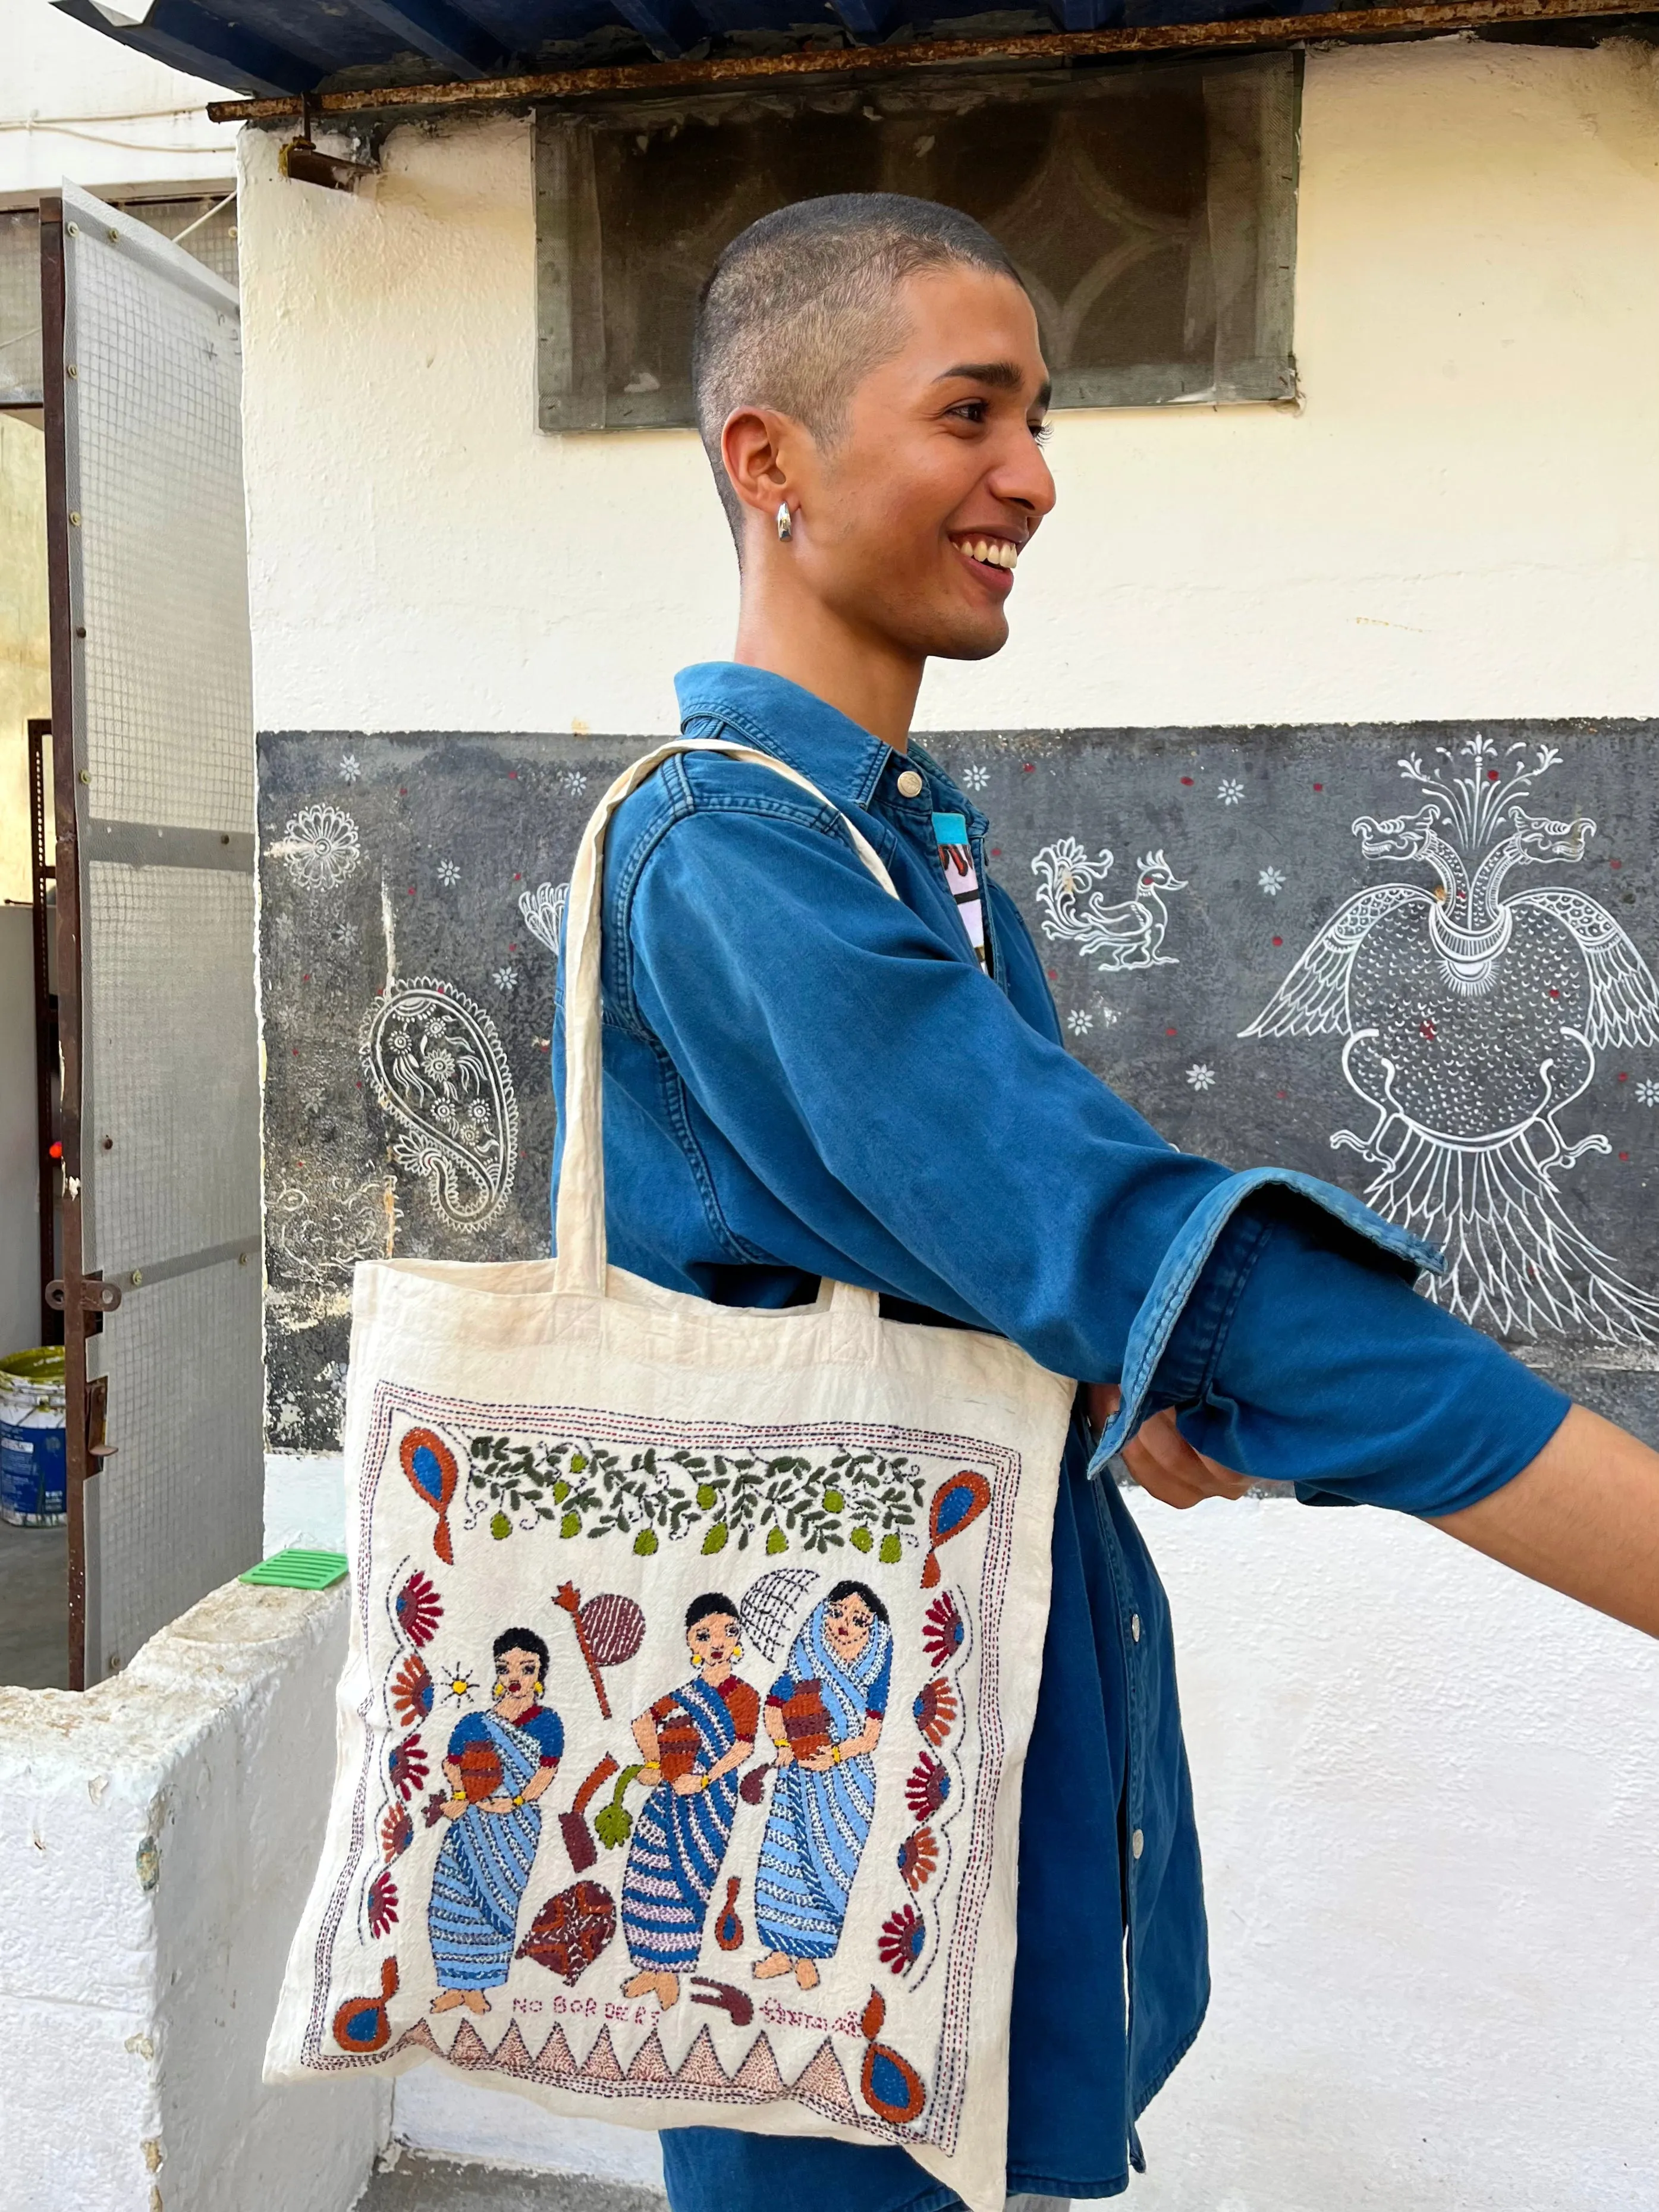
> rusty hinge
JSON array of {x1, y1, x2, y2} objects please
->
[{"x1": 46, "y1": 1271, "x2": 122, "y2": 1336}]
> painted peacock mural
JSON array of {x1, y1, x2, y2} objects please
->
[{"x1": 1243, "y1": 736, "x2": 1659, "y2": 1343}]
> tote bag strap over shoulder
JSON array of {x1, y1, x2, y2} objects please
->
[{"x1": 555, "y1": 736, "x2": 900, "y2": 1297}]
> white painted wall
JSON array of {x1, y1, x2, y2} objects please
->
[
  {"x1": 239, "y1": 37, "x2": 1659, "y2": 741},
  {"x1": 0, "y1": 1576, "x2": 388, "y2": 2212},
  {"x1": 234, "y1": 36, "x2": 1659, "y2": 2205},
  {"x1": 0, "y1": 0, "x2": 238, "y2": 203}
]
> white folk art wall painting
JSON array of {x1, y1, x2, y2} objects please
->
[
  {"x1": 257, "y1": 726, "x2": 1658, "y2": 1453},
  {"x1": 1243, "y1": 738, "x2": 1659, "y2": 1342}
]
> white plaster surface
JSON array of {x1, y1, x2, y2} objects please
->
[
  {"x1": 238, "y1": 39, "x2": 1659, "y2": 742},
  {"x1": 0, "y1": 1578, "x2": 388, "y2": 2211},
  {"x1": 0, "y1": 0, "x2": 239, "y2": 203},
  {"x1": 265, "y1": 1449, "x2": 350, "y2": 1556},
  {"x1": 1126, "y1": 1490, "x2": 1659, "y2": 2210}
]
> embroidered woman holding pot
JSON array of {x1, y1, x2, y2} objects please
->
[
  {"x1": 621, "y1": 1593, "x2": 761, "y2": 2010},
  {"x1": 428, "y1": 1628, "x2": 564, "y2": 2015},
  {"x1": 754, "y1": 1580, "x2": 893, "y2": 1990}
]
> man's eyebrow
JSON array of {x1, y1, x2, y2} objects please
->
[{"x1": 935, "y1": 360, "x2": 1051, "y2": 410}]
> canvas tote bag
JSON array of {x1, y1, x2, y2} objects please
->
[{"x1": 266, "y1": 740, "x2": 1076, "y2": 2212}]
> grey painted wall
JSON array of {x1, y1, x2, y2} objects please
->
[{"x1": 258, "y1": 720, "x2": 1659, "y2": 1453}]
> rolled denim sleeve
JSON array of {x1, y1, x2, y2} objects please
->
[
  {"x1": 1155, "y1": 1190, "x2": 1572, "y2": 1515},
  {"x1": 624, "y1": 805, "x2": 1564, "y2": 1517}
]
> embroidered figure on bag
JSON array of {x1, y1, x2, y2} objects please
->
[
  {"x1": 428, "y1": 1629, "x2": 564, "y2": 2017},
  {"x1": 753, "y1": 1581, "x2": 893, "y2": 1991},
  {"x1": 620, "y1": 1594, "x2": 760, "y2": 2012}
]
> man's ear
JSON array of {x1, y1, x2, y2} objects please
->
[{"x1": 720, "y1": 406, "x2": 804, "y2": 527}]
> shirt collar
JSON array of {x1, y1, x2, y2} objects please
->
[{"x1": 674, "y1": 661, "x2": 896, "y2": 812}]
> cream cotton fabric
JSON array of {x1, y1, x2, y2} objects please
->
[{"x1": 266, "y1": 741, "x2": 1076, "y2": 2212}]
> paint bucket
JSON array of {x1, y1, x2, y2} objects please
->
[{"x1": 0, "y1": 1347, "x2": 68, "y2": 1528}]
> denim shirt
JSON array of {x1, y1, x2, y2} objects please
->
[{"x1": 551, "y1": 662, "x2": 1568, "y2": 2208}]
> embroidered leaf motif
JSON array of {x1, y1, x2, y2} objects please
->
[{"x1": 461, "y1": 1433, "x2": 935, "y2": 1564}]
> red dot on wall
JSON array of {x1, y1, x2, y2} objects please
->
[
  {"x1": 1610, "y1": 858, "x2": 1623, "y2": 869},
  {"x1": 1487, "y1": 769, "x2": 1500, "y2": 782},
  {"x1": 1180, "y1": 777, "x2": 1193, "y2": 787},
  {"x1": 1618, "y1": 1072, "x2": 1629, "y2": 1082},
  {"x1": 990, "y1": 848, "x2": 1002, "y2": 857},
  {"x1": 1023, "y1": 763, "x2": 1035, "y2": 774},
  {"x1": 1619, "y1": 1152, "x2": 1630, "y2": 1162},
  {"x1": 508, "y1": 769, "x2": 519, "y2": 779},
  {"x1": 1271, "y1": 936, "x2": 1282, "y2": 947},
  {"x1": 1275, "y1": 1090, "x2": 1287, "y2": 1101},
  {"x1": 1312, "y1": 783, "x2": 1323, "y2": 792},
  {"x1": 1165, "y1": 1026, "x2": 1177, "y2": 1037},
  {"x1": 399, "y1": 787, "x2": 407, "y2": 796},
  {"x1": 1046, "y1": 969, "x2": 1058, "y2": 980},
  {"x1": 301, "y1": 972, "x2": 310, "y2": 982}
]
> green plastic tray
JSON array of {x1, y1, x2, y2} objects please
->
[{"x1": 240, "y1": 1548, "x2": 350, "y2": 1590}]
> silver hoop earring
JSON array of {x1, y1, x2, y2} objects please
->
[{"x1": 775, "y1": 502, "x2": 793, "y2": 542}]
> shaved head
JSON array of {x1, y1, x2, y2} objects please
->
[{"x1": 692, "y1": 193, "x2": 1025, "y2": 547}]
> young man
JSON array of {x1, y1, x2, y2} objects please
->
[{"x1": 552, "y1": 196, "x2": 1659, "y2": 2209}]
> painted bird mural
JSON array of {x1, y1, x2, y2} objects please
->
[
  {"x1": 1242, "y1": 737, "x2": 1659, "y2": 1343},
  {"x1": 1032, "y1": 839, "x2": 1187, "y2": 971}
]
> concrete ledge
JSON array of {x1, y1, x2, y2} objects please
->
[
  {"x1": 360, "y1": 2152, "x2": 665, "y2": 2211},
  {"x1": 0, "y1": 1578, "x2": 388, "y2": 2212}
]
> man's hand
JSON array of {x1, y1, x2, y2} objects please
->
[{"x1": 1086, "y1": 1384, "x2": 1249, "y2": 1510}]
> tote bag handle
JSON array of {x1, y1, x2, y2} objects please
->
[{"x1": 555, "y1": 737, "x2": 901, "y2": 1296}]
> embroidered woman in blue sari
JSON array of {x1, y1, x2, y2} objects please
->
[
  {"x1": 754, "y1": 1581, "x2": 892, "y2": 1991},
  {"x1": 621, "y1": 1593, "x2": 760, "y2": 2011},
  {"x1": 429, "y1": 1628, "x2": 563, "y2": 2015}
]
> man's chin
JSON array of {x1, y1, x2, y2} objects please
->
[{"x1": 921, "y1": 610, "x2": 1011, "y2": 664}]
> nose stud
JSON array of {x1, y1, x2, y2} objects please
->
[{"x1": 776, "y1": 502, "x2": 793, "y2": 542}]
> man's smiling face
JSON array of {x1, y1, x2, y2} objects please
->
[{"x1": 788, "y1": 263, "x2": 1055, "y2": 665}]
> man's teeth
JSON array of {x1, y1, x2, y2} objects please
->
[{"x1": 960, "y1": 539, "x2": 1019, "y2": 570}]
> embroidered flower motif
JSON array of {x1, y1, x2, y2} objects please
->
[
  {"x1": 1217, "y1": 778, "x2": 1244, "y2": 805},
  {"x1": 339, "y1": 752, "x2": 360, "y2": 783},
  {"x1": 1185, "y1": 1064, "x2": 1216, "y2": 1091},
  {"x1": 912, "y1": 1677, "x2": 958, "y2": 1747},
  {"x1": 436, "y1": 859, "x2": 460, "y2": 887},
  {"x1": 388, "y1": 1733, "x2": 429, "y2": 1802},
  {"x1": 922, "y1": 1592, "x2": 964, "y2": 1670},
  {"x1": 282, "y1": 804, "x2": 362, "y2": 892},
  {"x1": 394, "y1": 1570, "x2": 442, "y2": 1647},
  {"x1": 1066, "y1": 1010, "x2": 1094, "y2": 1036},
  {"x1": 962, "y1": 765, "x2": 990, "y2": 792},
  {"x1": 380, "y1": 1805, "x2": 413, "y2": 1862},
  {"x1": 367, "y1": 1870, "x2": 399, "y2": 1937},
  {"x1": 897, "y1": 1826, "x2": 940, "y2": 1891},
  {"x1": 878, "y1": 1903, "x2": 926, "y2": 1974},
  {"x1": 904, "y1": 1752, "x2": 951, "y2": 1823},
  {"x1": 391, "y1": 1652, "x2": 435, "y2": 1727},
  {"x1": 492, "y1": 966, "x2": 518, "y2": 994},
  {"x1": 1258, "y1": 866, "x2": 1286, "y2": 896},
  {"x1": 442, "y1": 1667, "x2": 478, "y2": 1705}
]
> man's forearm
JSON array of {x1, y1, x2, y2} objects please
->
[{"x1": 1431, "y1": 1403, "x2": 1659, "y2": 1639}]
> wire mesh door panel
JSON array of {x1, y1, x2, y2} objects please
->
[{"x1": 49, "y1": 183, "x2": 261, "y2": 1683}]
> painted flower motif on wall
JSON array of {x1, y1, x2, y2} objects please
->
[
  {"x1": 1258, "y1": 866, "x2": 1286, "y2": 896},
  {"x1": 279, "y1": 803, "x2": 362, "y2": 892}
]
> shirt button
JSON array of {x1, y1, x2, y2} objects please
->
[
  {"x1": 896, "y1": 768, "x2": 925, "y2": 798},
  {"x1": 1130, "y1": 1828, "x2": 1145, "y2": 1860},
  {"x1": 1131, "y1": 1613, "x2": 1141, "y2": 1642}
]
